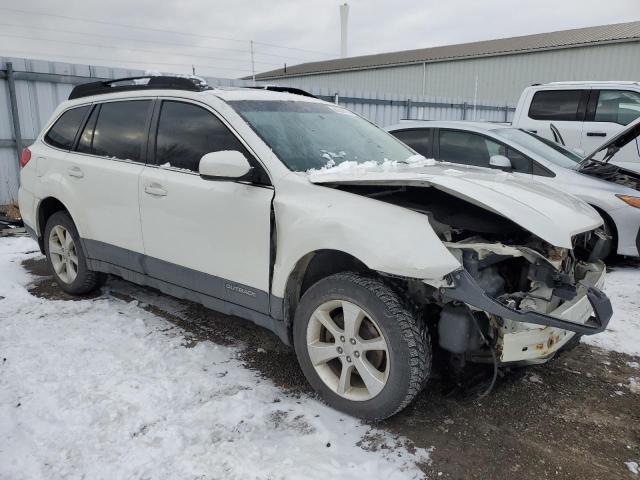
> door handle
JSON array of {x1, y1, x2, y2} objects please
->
[
  {"x1": 586, "y1": 131, "x2": 607, "y2": 137},
  {"x1": 144, "y1": 184, "x2": 167, "y2": 197},
  {"x1": 67, "y1": 166, "x2": 84, "y2": 178}
]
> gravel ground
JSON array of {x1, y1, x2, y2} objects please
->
[{"x1": 11, "y1": 244, "x2": 640, "y2": 479}]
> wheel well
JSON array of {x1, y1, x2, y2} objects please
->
[
  {"x1": 590, "y1": 204, "x2": 618, "y2": 253},
  {"x1": 283, "y1": 250, "x2": 369, "y2": 341},
  {"x1": 36, "y1": 197, "x2": 69, "y2": 252}
]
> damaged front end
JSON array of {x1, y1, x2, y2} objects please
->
[
  {"x1": 437, "y1": 237, "x2": 612, "y2": 363},
  {"x1": 316, "y1": 178, "x2": 613, "y2": 365}
]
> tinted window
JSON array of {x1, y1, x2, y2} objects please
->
[
  {"x1": 83, "y1": 100, "x2": 151, "y2": 162},
  {"x1": 391, "y1": 129, "x2": 431, "y2": 157},
  {"x1": 528, "y1": 90, "x2": 583, "y2": 121},
  {"x1": 438, "y1": 130, "x2": 502, "y2": 168},
  {"x1": 76, "y1": 106, "x2": 98, "y2": 154},
  {"x1": 44, "y1": 106, "x2": 89, "y2": 150},
  {"x1": 155, "y1": 101, "x2": 247, "y2": 171},
  {"x1": 594, "y1": 90, "x2": 640, "y2": 125}
]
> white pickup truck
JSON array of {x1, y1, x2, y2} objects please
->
[{"x1": 512, "y1": 81, "x2": 640, "y2": 173}]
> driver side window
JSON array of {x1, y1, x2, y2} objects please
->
[
  {"x1": 437, "y1": 129, "x2": 533, "y2": 173},
  {"x1": 155, "y1": 101, "x2": 247, "y2": 172}
]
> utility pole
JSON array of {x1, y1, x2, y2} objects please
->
[
  {"x1": 192, "y1": 65, "x2": 196, "y2": 75},
  {"x1": 340, "y1": 3, "x2": 349, "y2": 58},
  {"x1": 250, "y1": 40, "x2": 256, "y2": 84}
]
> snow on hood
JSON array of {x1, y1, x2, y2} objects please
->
[{"x1": 308, "y1": 161, "x2": 602, "y2": 249}]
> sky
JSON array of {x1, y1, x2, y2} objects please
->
[{"x1": 0, "y1": 0, "x2": 638, "y2": 79}]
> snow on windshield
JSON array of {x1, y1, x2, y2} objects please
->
[
  {"x1": 308, "y1": 155, "x2": 436, "y2": 175},
  {"x1": 229, "y1": 100, "x2": 419, "y2": 172}
]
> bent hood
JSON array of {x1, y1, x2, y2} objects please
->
[{"x1": 307, "y1": 162, "x2": 602, "y2": 249}]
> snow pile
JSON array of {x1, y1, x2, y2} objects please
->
[
  {"x1": 583, "y1": 267, "x2": 640, "y2": 357},
  {"x1": 626, "y1": 461, "x2": 639, "y2": 475},
  {"x1": 0, "y1": 237, "x2": 429, "y2": 480},
  {"x1": 308, "y1": 155, "x2": 437, "y2": 176}
]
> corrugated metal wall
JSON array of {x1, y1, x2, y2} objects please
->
[
  {"x1": 0, "y1": 57, "x2": 255, "y2": 205},
  {"x1": 308, "y1": 87, "x2": 513, "y2": 126},
  {"x1": 264, "y1": 42, "x2": 640, "y2": 104}
]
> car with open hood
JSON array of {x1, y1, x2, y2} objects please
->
[
  {"x1": 18, "y1": 77, "x2": 612, "y2": 419},
  {"x1": 386, "y1": 119, "x2": 640, "y2": 258}
]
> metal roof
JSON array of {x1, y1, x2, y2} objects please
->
[{"x1": 253, "y1": 21, "x2": 640, "y2": 80}]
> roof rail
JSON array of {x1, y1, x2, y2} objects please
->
[
  {"x1": 68, "y1": 75, "x2": 212, "y2": 100},
  {"x1": 246, "y1": 85, "x2": 317, "y2": 98}
]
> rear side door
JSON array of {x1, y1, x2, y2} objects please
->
[
  {"x1": 65, "y1": 99, "x2": 152, "y2": 259},
  {"x1": 517, "y1": 88, "x2": 588, "y2": 151},
  {"x1": 138, "y1": 99, "x2": 274, "y2": 314},
  {"x1": 582, "y1": 89, "x2": 640, "y2": 168},
  {"x1": 390, "y1": 128, "x2": 433, "y2": 157}
]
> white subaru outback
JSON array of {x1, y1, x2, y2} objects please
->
[{"x1": 18, "y1": 76, "x2": 612, "y2": 419}]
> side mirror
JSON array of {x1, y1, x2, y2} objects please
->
[
  {"x1": 199, "y1": 151, "x2": 252, "y2": 180},
  {"x1": 489, "y1": 154, "x2": 512, "y2": 170}
]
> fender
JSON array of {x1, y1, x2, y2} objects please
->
[{"x1": 270, "y1": 173, "x2": 461, "y2": 297}]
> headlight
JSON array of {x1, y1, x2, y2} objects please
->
[{"x1": 616, "y1": 195, "x2": 640, "y2": 209}]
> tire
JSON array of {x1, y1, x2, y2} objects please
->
[
  {"x1": 43, "y1": 211, "x2": 103, "y2": 295},
  {"x1": 293, "y1": 272, "x2": 431, "y2": 420}
]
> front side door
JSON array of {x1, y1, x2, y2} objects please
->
[
  {"x1": 434, "y1": 129, "x2": 534, "y2": 178},
  {"x1": 139, "y1": 99, "x2": 274, "y2": 314},
  {"x1": 65, "y1": 99, "x2": 152, "y2": 258},
  {"x1": 582, "y1": 89, "x2": 640, "y2": 169}
]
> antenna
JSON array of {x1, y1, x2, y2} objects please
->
[{"x1": 340, "y1": 3, "x2": 349, "y2": 58}]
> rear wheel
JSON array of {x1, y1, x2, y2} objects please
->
[
  {"x1": 44, "y1": 211, "x2": 103, "y2": 295},
  {"x1": 293, "y1": 272, "x2": 431, "y2": 420}
]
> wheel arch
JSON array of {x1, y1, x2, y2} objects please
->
[
  {"x1": 35, "y1": 197, "x2": 73, "y2": 253},
  {"x1": 281, "y1": 249, "x2": 370, "y2": 343},
  {"x1": 589, "y1": 204, "x2": 618, "y2": 254}
]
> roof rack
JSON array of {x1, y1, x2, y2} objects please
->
[
  {"x1": 246, "y1": 85, "x2": 317, "y2": 98},
  {"x1": 68, "y1": 75, "x2": 212, "y2": 100}
]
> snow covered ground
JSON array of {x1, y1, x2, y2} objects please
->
[
  {"x1": 1, "y1": 235, "x2": 639, "y2": 480},
  {"x1": 0, "y1": 237, "x2": 429, "y2": 480},
  {"x1": 583, "y1": 262, "x2": 640, "y2": 357}
]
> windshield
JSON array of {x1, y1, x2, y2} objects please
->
[
  {"x1": 493, "y1": 128, "x2": 583, "y2": 169},
  {"x1": 229, "y1": 100, "x2": 416, "y2": 171}
]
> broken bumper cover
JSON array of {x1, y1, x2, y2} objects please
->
[{"x1": 441, "y1": 268, "x2": 612, "y2": 336}]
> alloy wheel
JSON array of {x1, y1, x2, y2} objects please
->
[
  {"x1": 48, "y1": 225, "x2": 79, "y2": 284},
  {"x1": 306, "y1": 299, "x2": 390, "y2": 401}
]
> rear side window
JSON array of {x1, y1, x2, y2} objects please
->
[
  {"x1": 155, "y1": 101, "x2": 247, "y2": 171},
  {"x1": 78, "y1": 100, "x2": 151, "y2": 162},
  {"x1": 44, "y1": 106, "x2": 89, "y2": 150},
  {"x1": 391, "y1": 129, "x2": 431, "y2": 157},
  {"x1": 528, "y1": 90, "x2": 584, "y2": 121},
  {"x1": 594, "y1": 90, "x2": 640, "y2": 125}
]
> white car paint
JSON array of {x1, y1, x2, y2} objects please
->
[
  {"x1": 18, "y1": 84, "x2": 609, "y2": 376},
  {"x1": 512, "y1": 82, "x2": 640, "y2": 174},
  {"x1": 386, "y1": 120, "x2": 640, "y2": 257},
  {"x1": 308, "y1": 161, "x2": 601, "y2": 249}
]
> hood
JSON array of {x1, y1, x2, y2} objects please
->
[
  {"x1": 582, "y1": 117, "x2": 640, "y2": 164},
  {"x1": 308, "y1": 163, "x2": 602, "y2": 249}
]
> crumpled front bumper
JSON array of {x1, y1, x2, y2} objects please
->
[{"x1": 440, "y1": 263, "x2": 612, "y2": 362}]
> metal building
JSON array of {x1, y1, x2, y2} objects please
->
[{"x1": 252, "y1": 21, "x2": 640, "y2": 104}]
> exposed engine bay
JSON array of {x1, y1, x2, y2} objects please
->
[
  {"x1": 579, "y1": 160, "x2": 640, "y2": 191},
  {"x1": 333, "y1": 184, "x2": 610, "y2": 364}
]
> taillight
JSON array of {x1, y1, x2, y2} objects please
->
[{"x1": 20, "y1": 148, "x2": 31, "y2": 168}]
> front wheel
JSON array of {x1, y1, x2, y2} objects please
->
[{"x1": 293, "y1": 272, "x2": 431, "y2": 420}]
